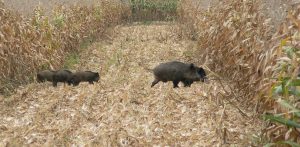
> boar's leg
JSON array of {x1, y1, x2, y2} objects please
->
[
  {"x1": 183, "y1": 82, "x2": 191, "y2": 87},
  {"x1": 73, "y1": 82, "x2": 80, "y2": 86},
  {"x1": 151, "y1": 79, "x2": 160, "y2": 87},
  {"x1": 52, "y1": 81, "x2": 58, "y2": 87},
  {"x1": 89, "y1": 81, "x2": 94, "y2": 84},
  {"x1": 173, "y1": 80, "x2": 180, "y2": 88},
  {"x1": 67, "y1": 81, "x2": 72, "y2": 85},
  {"x1": 183, "y1": 80, "x2": 193, "y2": 87}
]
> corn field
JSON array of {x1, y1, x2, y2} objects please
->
[
  {"x1": 178, "y1": 0, "x2": 300, "y2": 144},
  {"x1": 0, "y1": 0, "x2": 300, "y2": 146},
  {"x1": 0, "y1": 1, "x2": 130, "y2": 94}
]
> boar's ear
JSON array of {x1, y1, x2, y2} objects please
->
[{"x1": 189, "y1": 63, "x2": 195, "y2": 69}]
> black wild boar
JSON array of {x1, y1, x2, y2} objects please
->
[
  {"x1": 37, "y1": 70, "x2": 56, "y2": 83},
  {"x1": 151, "y1": 61, "x2": 206, "y2": 88},
  {"x1": 71, "y1": 71, "x2": 100, "y2": 86},
  {"x1": 52, "y1": 69, "x2": 74, "y2": 87}
]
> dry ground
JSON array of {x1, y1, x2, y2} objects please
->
[{"x1": 0, "y1": 22, "x2": 263, "y2": 146}]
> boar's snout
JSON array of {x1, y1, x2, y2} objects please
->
[
  {"x1": 94, "y1": 73, "x2": 100, "y2": 82},
  {"x1": 196, "y1": 67, "x2": 207, "y2": 82}
]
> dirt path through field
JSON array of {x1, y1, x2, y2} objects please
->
[{"x1": 0, "y1": 22, "x2": 263, "y2": 146}]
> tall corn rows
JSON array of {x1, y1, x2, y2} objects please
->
[
  {"x1": 130, "y1": 0, "x2": 178, "y2": 21},
  {"x1": 178, "y1": 0, "x2": 300, "y2": 144},
  {"x1": 0, "y1": 1, "x2": 131, "y2": 94}
]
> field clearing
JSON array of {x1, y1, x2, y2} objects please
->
[
  {"x1": 1, "y1": 0, "x2": 300, "y2": 145},
  {"x1": 0, "y1": 22, "x2": 262, "y2": 146}
]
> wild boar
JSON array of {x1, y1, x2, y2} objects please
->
[
  {"x1": 71, "y1": 71, "x2": 100, "y2": 86},
  {"x1": 151, "y1": 61, "x2": 206, "y2": 88},
  {"x1": 52, "y1": 69, "x2": 74, "y2": 87},
  {"x1": 37, "y1": 70, "x2": 56, "y2": 83}
]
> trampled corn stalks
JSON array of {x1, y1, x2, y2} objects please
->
[{"x1": 0, "y1": 1, "x2": 130, "y2": 94}]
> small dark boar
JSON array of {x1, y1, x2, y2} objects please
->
[
  {"x1": 71, "y1": 71, "x2": 100, "y2": 86},
  {"x1": 37, "y1": 70, "x2": 56, "y2": 83},
  {"x1": 52, "y1": 69, "x2": 74, "y2": 87},
  {"x1": 151, "y1": 61, "x2": 206, "y2": 88}
]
